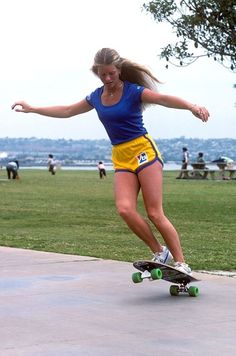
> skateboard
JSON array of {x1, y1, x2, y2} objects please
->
[{"x1": 132, "y1": 260, "x2": 200, "y2": 297}]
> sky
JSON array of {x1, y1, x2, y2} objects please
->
[{"x1": 1, "y1": 0, "x2": 235, "y2": 140}]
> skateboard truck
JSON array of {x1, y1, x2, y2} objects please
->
[
  {"x1": 169, "y1": 283, "x2": 199, "y2": 297},
  {"x1": 141, "y1": 270, "x2": 151, "y2": 279},
  {"x1": 132, "y1": 262, "x2": 200, "y2": 297}
]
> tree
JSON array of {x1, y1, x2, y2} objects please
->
[{"x1": 143, "y1": 0, "x2": 236, "y2": 71}]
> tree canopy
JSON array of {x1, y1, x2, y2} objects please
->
[{"x1": 143, "y1": 0, "x2": 236, "y2": 71}]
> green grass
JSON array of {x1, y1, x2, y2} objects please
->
[{"x1": 0, "y1": 169, "x2": 235, "y2": 271}]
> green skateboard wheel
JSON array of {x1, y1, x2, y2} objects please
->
[
  {"x1": 188, "y1": 286, "x2": 199, "y2": 297},
  {"x1": 150, "y1": 268, "x2": 163, "y2": 280},
  {"x1": 170, "y1": 285, "x2": 179, "y2": 296},
  {"x1": 132, "y1": 271, "x2": 143, "y2": 283}
]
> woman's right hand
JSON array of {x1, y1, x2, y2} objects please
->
[
  {"x1": 11, "y1": 98, "x2": 93, "y2": 118},
  {"x1": 11, "y1": 101, "x2": 31, "y2": 113}
]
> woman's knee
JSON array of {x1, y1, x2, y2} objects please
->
[
  {"x1": 147, "y1": 209, "x2": 165, "y2": 225},
  {"x1": 116, "y1": 202, "x2": 135, "y2": 220}
]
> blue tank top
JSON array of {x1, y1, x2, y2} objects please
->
[{"x1": 86, "y1": 81, "x2": 147, "y2": 145}]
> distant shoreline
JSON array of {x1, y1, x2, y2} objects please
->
[{"x1": 15, "y1": 162, "x2": 222, "y2": 172}]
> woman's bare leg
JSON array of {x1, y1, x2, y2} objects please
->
[
  {"x1": 138, "y1": 161, "x2": 185, "y2": 262},
  {"x1": 114, "y1": 171, "x2": 162, "y2": 253}
]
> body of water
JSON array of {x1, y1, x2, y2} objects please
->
[{"x1": 19, "y1": 162, "x2": 220, "y2": 171}]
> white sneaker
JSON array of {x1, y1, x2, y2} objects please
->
[
  {"x1": 174, "y1": 262, "x2": 192, "y2": 275},
  {"x1": 152, "y1": 246, "x2": 173, "y2": 264}
]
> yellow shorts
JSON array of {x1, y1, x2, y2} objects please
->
[{"x1": 112, "y1": 134, "x2": 163, "y2": 174}]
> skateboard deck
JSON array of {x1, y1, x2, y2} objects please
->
[{"x1": 132, "y1": 260, "x2": 200, "y2": 297}]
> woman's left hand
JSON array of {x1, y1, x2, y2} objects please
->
[{"x1": 190, "y1": 105, "x2": 209, "y2": 122}]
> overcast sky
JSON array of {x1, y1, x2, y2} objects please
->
[{"x1": 1, "y1": 0, "x2": 235, "y2": 140}]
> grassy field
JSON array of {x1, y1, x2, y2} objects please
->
[{"x1": 0, "y1": 169, "x2": 235, "y2": 271}]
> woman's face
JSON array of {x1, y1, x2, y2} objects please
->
[{"x1": 97, "y1": 65, "x2": 121, "y2": 89}]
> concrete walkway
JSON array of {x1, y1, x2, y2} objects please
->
[{"x1": 0, "y1": 247, "x2": 235, "y2": 356}]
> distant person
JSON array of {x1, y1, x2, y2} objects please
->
[
  {"x1": 212, "y1": 156, "x2": 234, "y2": 179},
  {"x1": 212, "y1": 156, "x2": 234, "y2": 169},
  {"x1": 98, "y1": 161, "x2": 107, "y2": 179},
  {"x1": 196, "y1": 152, "x2": 205, "y2": 164},
  {"x1": 47, "y1": 154, "x2": 56, "y2": 175},
  {"x1": 176, "y1": 147, "x2": 189, "y2": 179},
  {"x1": 11, "y1": 47, "x2": 210, "y2": 275},
  {"x1": 6, "y1": 160, "x2": 19, "y2": 179},
  {"x1": 195, "y1": 152, "x2": 208, "y2": 179}
]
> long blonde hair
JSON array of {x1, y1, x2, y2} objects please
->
[{"x1": 91, "y1": 48, "x2": 160, "y2": 93}]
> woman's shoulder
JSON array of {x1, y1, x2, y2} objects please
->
[
  {"x1": 124, "y1": 81, "x2": 145, "y2": 96},
  {"x1": 87, "y1": 85, "x2": 103, "y2": 97},
  {"x1": 125, "y1": 81, "x2": 143, "y2": 89},
  {"x1": 86, "y1": 86, "x2": 103, "y2": 105}
]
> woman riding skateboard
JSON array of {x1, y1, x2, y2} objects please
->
[{"x1": 12, "y1": 48, "x2": 209, "y2": 274}]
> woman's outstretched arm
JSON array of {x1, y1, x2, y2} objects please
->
[
  {"x1": 142, "y1": 89, "x2": 209, "y2": 122},
  {"x1": 11, "y1": 99, "x2": 93, "y2": 118}
]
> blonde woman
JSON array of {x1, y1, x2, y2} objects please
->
[{"x1": 12, "y1": 48, "x2": 209, "y2": 274}]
